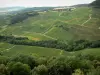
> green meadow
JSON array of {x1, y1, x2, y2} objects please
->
[{"x1": 0, "y1": 43, "x2": 100, "y2": 57}]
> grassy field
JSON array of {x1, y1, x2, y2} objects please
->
[
  {"x1": 46, "y1": 27, "x2": 74, "y2": 40},
  {"x1": 0, "y1": 43, "x2": 65, "y2": 57},
  {"x1": 0, "y1": 43, "x2": 100, "y2": 57},
  {"x1": 73, "y1": 48, "x2": 100, "y2": 56}
]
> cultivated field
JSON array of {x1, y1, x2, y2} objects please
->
[{"x1": 0, "y1": 7, "x2": 100, "y2": 41}]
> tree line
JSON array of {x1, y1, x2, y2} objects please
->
[
  {"x1": 0, "y1": 35, "x2": 28, "y2": 42},
  {"x1": 0, "y1": 35, "x2": 100, "y2": 51},
  {"x1": 9, "y1": 39, "x2": 100, "y2": 51}
]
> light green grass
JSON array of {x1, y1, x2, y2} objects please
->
[
  {"x1": 1, "y1": 43, "x2": 100, "y2": 57},
  {"x1": 0, "y1": 43, "x2": 65, "y2": 57},
  {"x1": 72, "y1": 48, "x2": 100, "y2": 56},
  {"x1": 46, "y1": 27, "x2": 74, "y2": 40}
]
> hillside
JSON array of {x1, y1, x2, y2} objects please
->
[
  {"x1": 0, "y1": 6, "x2": 100, "y2": 57},
  {"x1": 0, "y1": 4, "x2": 100, "y2": 75},
  {"x1": 0, "y1": 7, "x2": 100, "y2": 41}
]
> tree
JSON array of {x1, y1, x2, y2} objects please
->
[
  {"x1": 0, "y1": 56, "x2": 9, "y2": 65},
  {"x1": 7, "y1": 62, "x2": 31, "y2": 75},
  {"x1": 10, "y1": 54, "x2": 37, "y2": 69},
  {"x1": 72, "y1": 69, "x2": 84, "y2": 75},
  {"x1": 48, "y1": 61, "x2": 72, "y2": 75},
  {"x1": 47, "y1": 56, "x2": 72, "y2": 75},
  {"x1": 32, "y1": 65, "x2": 48, "y2": 75},
  {"x1": 87, "y1": 67, "x2": 100, "y2": 75},
  {"x1": 36, "y1": 57, "x2": 47, "y2": 65}
]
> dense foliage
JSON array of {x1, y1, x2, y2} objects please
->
[
  {"x1": 0, "y1": 54, "x2": 100, "y2": 75},
  {"x1": 0, "y1": 35, "x2": 28, "y2": 42},
  {"x1": 9, "y1": 39, "x2": 100, "y2": 51},
  {"x1": 10, "y1": 11, "x2": 39, "y2": 24}
]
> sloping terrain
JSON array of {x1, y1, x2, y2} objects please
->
[
  {"x1": 0, "y1": 6, "x2": 100, "y2": 57},
  {"x1": 0, "y1": 7, "x2": 100, "y2": 41}
]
